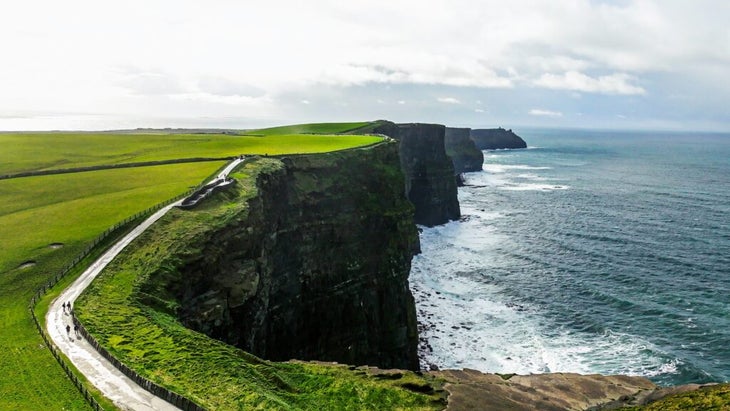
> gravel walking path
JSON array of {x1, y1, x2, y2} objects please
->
[{"x1": 45, "y1": 157, "x2": 243, "y2": 410}]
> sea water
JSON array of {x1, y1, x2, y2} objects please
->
[{"x1": 410, "y1": 129, "x2": 730, "y2": 386}]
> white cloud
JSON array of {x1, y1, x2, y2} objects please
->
[
  {"x1": 529, "y1": 109, "x2": 563, "y2": 118},
  {"x1": 533, "y1": 71, "x2": 645, "y2": 95},
  {"x1": 437, "y1": 97, "x2": 461, "y2": 104},
  {"x1": 114, "y1": 67, "x2": 189, "y2": 96},
  {"x1": 0, "y1": 0, "x2": 727, "y2": 130},
  {"x1": 301, "y1": 99, "x2": 311, "y2": 105},
  {"x1": 397, "y1": 100, "x2": 406, "y2": 105},
  {"x1": 197, "y1": 77, "x2": 265, "y2": 98},
  {"x1": 474, "y1": 108, "x2": 485, "y2": 113}
]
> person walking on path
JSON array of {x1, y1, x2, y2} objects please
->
[
  {"x1": 66, "y1": 324, "x2": 71, "y2": 335},
  {"x1": 74, "y1": 324, "x2": 80, "y2": 338}
]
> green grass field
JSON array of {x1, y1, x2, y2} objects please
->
[
  {"x1": 0, "y1": 124, "x2": 384, "y2": 410},
  {"x1": 246, "y1": 122, "x2": 371, "y2": 136},
  {"x1": 0, "y1": 162, "x2": 224, "y2": 410},
  {"x1": 0, "y1": 130, "x2": 379, "y2": 176},
  {"x1": 75, "y1": 158, "x2": 444, "y2": 410}
]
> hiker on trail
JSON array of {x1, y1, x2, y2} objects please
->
[
  {"x1": 62, "y1": 302, "x2": 67, "y2": 314},
  {"x1": 74, "y1": 324, "x2": 80, "y2": 338},
  {"x1": 66, "y1": 324, "x2": 70, "y2": 335}
]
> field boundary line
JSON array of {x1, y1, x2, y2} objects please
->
[{"x1": 1, "y1": 157, "x2": 230, "y2": 180}]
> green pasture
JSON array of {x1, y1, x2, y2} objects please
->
[
  {"x1": 0, "y1": 162, "x2": 224, "y2": 410},
  {"x1": 0, "y1": 125, "x2": 384, "y2": 410},
  {"x1": 0, "y1": 129, "x2": 379, "y2": 176},
  {"x1": 76, "y1": 158, "x2": 445, "y2": 410},
  {"x1": 247, "y1": 122, "x2": 371, "y2": 136}
]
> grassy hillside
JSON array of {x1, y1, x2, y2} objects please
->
[
  {"x1": 0, "y1": 162, "x2": 224, "y2": 411},
  {"x1": 629, "y1": 384, "x2": 730, "y2": 410},
  {"x1": 0, "y1": 131, "x2": 380, "y2": 176},
  {"x1": 76, "y1": 158, "x2": 445, "y2": 410},
  {"x1": 247, "y1": 122, "x2": 371, "y2": 136},
  {"x1": 0, "y1": 124, "x2": 382, "y2": 410}
]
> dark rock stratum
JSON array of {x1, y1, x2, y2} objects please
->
[
  {"x1": 470, "y1": 127, "x2": 527, "y2": 150},
  {"x1": 149, "y1": 142, "x2": 421, "y2": 370}
]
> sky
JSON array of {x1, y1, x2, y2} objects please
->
[{"x1": 1, "y1": 0, "x2": 729, "y2": 131}]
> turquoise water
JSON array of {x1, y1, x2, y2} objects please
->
[{"x1": 410, "y1": 129, "x2": 730, "y2": 386}]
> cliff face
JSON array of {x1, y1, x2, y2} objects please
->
[
  {"x1": 470, "y1": 127, "x2": 527, "y2": 150},
  {"x1": 369, "y1": 121, "x2": 460, "y2": 227},
  {"x1": 160, "y1": 143, "x2": 421, "y2": 370},
  {"x1": 444, "y1": 127, "x2": 484, "y2": 173}
]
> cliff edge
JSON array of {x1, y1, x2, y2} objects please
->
[
  {"x1": 364, "y1": 121, "x2": 460, "y2": 227},
  {"x1": 444, "y1": 127, "x2": 484, "y2": 174},
  {"x1": 471, "y1": 127, "x2": 527, "y2": 150},
  {"x1": 145, "y1": 142, "x2": 421, "y2": 370}
]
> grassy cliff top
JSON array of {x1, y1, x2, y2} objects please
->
[
  {"x1": 75, "y1": 157, "x2": 445, "y2": 410},
  {"x1": 0, "y1": 122, "x2": 382, "y2": 410},
  {"x1": 0, "y1": 129, "x2": 380, "y2": 176},
  {"x1": 246, "y1": 122, "x2": 372, "y2": 136}
]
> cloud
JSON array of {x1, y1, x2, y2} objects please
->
[
  {"x1": 474, "y1": 108, "x2": 485, "y2": 113},
  {"x1": 533, "y1": 71, "x2": 645, "y2": 95},
  {"x1": 437, "y1": 97, "x2": 461, "y2": 104},
  {"x1": 1, "y1": 0, "x2": 728, "y2": 130},
  {"x1": 322, "y1": 63, "x2": 514, "y2": 89},
  {"x1": 529, "y1": 109, "x2": 563, "y2": 117},
  {"x1": 196, "y1": 77, "x2": 265, "y2": 98},
  {"x1": 301, "y1": 99, "x2": 311, "y2": 105},
  {"x1": 114, "y1": 67, "x2": 188, "y2": 96}
]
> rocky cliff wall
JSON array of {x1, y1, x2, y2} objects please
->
[
  {"x1": 367, "y1": 121, "x2": 460, "y2": 227},
  {"x1": 151, "y1": 143, "x2": 421, "y2": 370},
  {"x1": 444, "y1": 127, "x2": 484, "y2": 174},
  {"x1": 470, "y1": 127, "x2": 527, "y2": 150}
]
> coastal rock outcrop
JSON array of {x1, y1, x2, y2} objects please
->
[
  {"x1": 470, "y1": 127, "x2": 527, "y2": 150},
  {"x1": 430, "y1": 369, "x2": 721, "y2": 411},
  {"x1": 444, "y1": 127, "x2": 484, "y2": 185},
  {"x1": 155, "y1": 142, "x2": 421, "y2": 370},
  {"x1": 444, "y1": 127, "x2": 484, "y2": 174},
  {"x1": 432, "y1": 369, "x2": 656, "y2": 411},
  {"x1": 367, "y1": 121, "x2": 460, "y2": 227}
]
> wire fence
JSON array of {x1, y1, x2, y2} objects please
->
[{"x1": 27, "y1": 158, "x2": 236, "y2": 410}]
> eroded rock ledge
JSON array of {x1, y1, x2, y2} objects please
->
[{"x1": 430, "y1": 369, "x2": 718, "y2": 411}]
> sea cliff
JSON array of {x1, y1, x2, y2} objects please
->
[
  {"x1": 470, "y1": 127, "x2": 527, "y2": 150},
  {"x1": 364, "y1": 121, "x2": 460, "y2": 227},
  {"x1": 148, "y1": 142, "x2": 421, "y2": 370},
  {"x1": 444, "y1": 127, "x2": 484, "y2": 174}
]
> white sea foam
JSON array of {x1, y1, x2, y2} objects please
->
[
  {"x1": 501, "y1": 183, "x2": 570, "y2": 191},
  {"x1": 411, "y1": 218, "x2": 675, "y2": 378},
  {"x1": 412, "y1": 250, "x2": 677, "y2": 376},
  {"x1": 482, "y1": 164, "x2": 552, "y2": 173},
  {"x1": 467, "y1": 164, "x2": 568, "y2": 191}
]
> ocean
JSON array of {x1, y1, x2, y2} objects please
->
[{"x1": 410, "y1": 128, "x2": 730, "y2": 386}]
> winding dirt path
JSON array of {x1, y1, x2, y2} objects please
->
[{"x1": 45, "y1": 157, "x2": 243, "y2": 410}]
